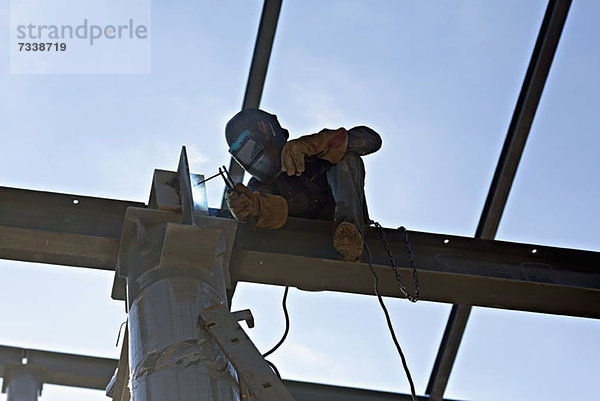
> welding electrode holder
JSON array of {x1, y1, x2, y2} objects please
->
[{"x1": 197, "y1": 165, "x2": 241, "y2": 195}]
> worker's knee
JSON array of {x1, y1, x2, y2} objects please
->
[{"x1": 347, "y1": 126, "x2": 382, "y2": 155}]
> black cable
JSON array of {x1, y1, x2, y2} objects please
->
[
  {"x1": 115, "y1": 320, "x2": 127, "y2": 347},
  {"x1": 263, "y1": 286, "x2": 290, "y2": 358},
  {"x1": 266, "y1": 360, "x2": 282, "y2": 379},
  {"x1": 364, "y1": 243, "x2": 418, "y2": 401},
  {"x1": 261, "y1": 286, "x2": 289, "y2": 382}
]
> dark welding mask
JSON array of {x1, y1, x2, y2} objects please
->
[{"x1": 226, "y1": 109, "x2": 289, "y2": 183}]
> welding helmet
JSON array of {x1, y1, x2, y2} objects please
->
[{"x1": 226, "y1": 109, "x2": 289, "y2": 183}]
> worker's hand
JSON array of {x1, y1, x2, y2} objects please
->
[
  {"x1": 281, "y1": 139, "x2": 310, "y2": 176},
  {"x1": 281, "y1": 128, "x2": 349, "y2": 176},
  {"x1": 225, "y1": 183, "x2": 258, "y2": 223}
]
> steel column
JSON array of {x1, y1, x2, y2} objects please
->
[
  {"x1": 223, "y1": 0, "x2": 283, "y2": 199},
  {"x1": 117, "y1": 207, "x2": 239, "y2": 401},
  {"x1": 426, "y1": 1, "x2": 572, "y2": 399},
  {"x1": 2, "y1": 365, "x2": 42, "y2": 401}
]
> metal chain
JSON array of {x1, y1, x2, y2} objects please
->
[{"x1": 370, "y1": 220, "x2": 420, "y2": 302}]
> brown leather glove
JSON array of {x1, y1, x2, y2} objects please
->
[
  {"x1": 281, "y1": 128, "x2": 348, "y2": 176},
  {"x1": 225, "y1": 183, "x2": 257, "y2": 223},
  {"x1": 225, "y1": 183, "x2": 288, "y2": 229}
]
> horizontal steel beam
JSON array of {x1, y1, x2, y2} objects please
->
[
  {"x1": 1, "y1": 186, "x2": 599, "y2": 317},
  {"x1": 0, "y1": 186, "x2": 142, "y2": 270},
  {"x1": 0, "y1": 345, "x2": 450, "y2": 400},
  {"x1": 285, "y1": 380, "x2": 440, "y2": 401},
  {"x1": 0, "y1": 346, "x2": 116, "y2": 390},
  {"x1": 230, "y1": 218, "x2": 600, "y2": 318}
]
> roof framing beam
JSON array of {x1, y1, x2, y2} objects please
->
[
  {"x1": 0, "y1": 346, "x2": 116, "y2": 390},
  {"x1": 0, "y1": 345, "x2": 458, "y2": 400},
  {"x1": 224, "y1": 0, "x2": 283, "y2": 193},
  {"x1": 426, "y1": 1, "x2": 572, "y2": 399},
  {"x1": 1, "y1": 186, "x2": 598, "y2": 318},
  {"x1": 284, "y1": 380, "x2": 452, "y2": 401},
  {"x1": 0, "y1": 186, "x2": 142, "y2": 271},
  {"x1": 477, "y1": 0, "x2": 572, "y2": 240}
]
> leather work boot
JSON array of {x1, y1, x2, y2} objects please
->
[{"x1": 333, "y1": 222, "x2": 364, "y2": 262}]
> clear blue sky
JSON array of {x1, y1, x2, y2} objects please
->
[{"x1": 0, "y1": 1, "x2": 599, "y2": 400}]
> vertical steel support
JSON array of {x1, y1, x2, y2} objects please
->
[
  {"x1": 223, "y1": 0, "x2": 283, "y2": 201},
  {"x1": 117, "y1": 207, "x2": 240, "y2": 401},
  {"x1": 2, "y1": 365, "x2": 42, "y2": 401},
  {"x1": 426, "y1": 1, "x2": 572, "y2": 400}
]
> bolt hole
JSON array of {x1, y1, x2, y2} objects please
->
[
  {"x1": 72, "y1": 199, "x2": 79, "y2": 205},
  {"x1": 532, "y1": 249, "x2": 537, "y2": 254},
  {"x1": 443, "y1": 239, "x2": 450, "y2": 244},
  {"x1": 231, "y1": 337, "x2": 240, "y2": 344}
]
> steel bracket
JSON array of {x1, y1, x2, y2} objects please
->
[
  {"x1": 199, "y1": 304, "x2": 295, "y2": 401},
  {"x1": 177, "y1": 146, "x2": 209, "y2": 225}
]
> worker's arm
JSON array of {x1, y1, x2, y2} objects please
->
[
  {"x1": 225, "y1": 183, "x2": 288, "y2": 229},
  {"x1": 281, "y1": 126, "x2": 382, "y2": 176},
  {"x1": 281, "y1": 128, "x2": 349, "y2": 176}
]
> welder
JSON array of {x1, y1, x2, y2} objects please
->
[{"x1": 225, "y1": 109, "x2": 381, "y2": 262}]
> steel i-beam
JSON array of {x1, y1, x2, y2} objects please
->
[
  {"x1": 223, "y1": 0, "x2": 283, "y2": 201},
  {"x1": 426, "y1": 1, "x2": 573, "y2": 399},
  {"x1": 1, "y1": 345, "x2": 457, "y2": 401},
  {"x1": 0, "y1": 185, "x2": 598, "y2": 318}
]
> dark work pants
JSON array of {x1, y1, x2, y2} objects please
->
[{"x1": 326, "y1": 151, "x2": 368, "y2": 236}]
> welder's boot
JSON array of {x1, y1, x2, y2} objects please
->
[{"x1": 333, "y1": 222, "x2": 364, "y2": 262}]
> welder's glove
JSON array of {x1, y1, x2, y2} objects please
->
[
  {"x1": 225, "y1": 183, "x2": 257, "y2": 223},
  {"x1": 225, "y1": 183, "x2": 289, "y2": 229},
  {"x1": 281, "y1": 128, "x2": 349, "y2": 176}
]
